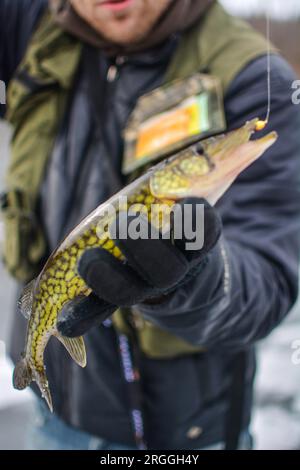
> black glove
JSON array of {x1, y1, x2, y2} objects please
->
[{"x1": 57, "y1": 198, "x2": 221, "y2": 337}]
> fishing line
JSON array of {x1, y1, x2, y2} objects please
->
[
  {"x1": 265, "y1": 9, "x2": 272, "y2": 124},
  {"x1": 256, "y1": 8, "x2": 272, "y2": 131}
]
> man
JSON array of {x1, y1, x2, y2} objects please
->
[{"x1": 0, "y1": 0, "x2": 300, "y2": 450}]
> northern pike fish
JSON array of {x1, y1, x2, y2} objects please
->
[{"x1": 13, "y1": 119, "x2": 277, "y2": 411}]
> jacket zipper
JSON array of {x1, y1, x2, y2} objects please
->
[
  {"x1": 61, "y1": 54, "x2": 128, "y2": 420},
  {"x1": 106, "y1": 55, "x2": 147, "y2": 448}
]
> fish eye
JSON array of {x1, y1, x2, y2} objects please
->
[{"x1": 195, "y1": 142, "x2": 205, "y2": 156}]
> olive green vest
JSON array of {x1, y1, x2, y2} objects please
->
[{"x1": 2, "y1": 2, "x2": 274, "y2": 358}]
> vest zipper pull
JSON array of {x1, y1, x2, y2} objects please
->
[
  {"x1": 107, "y1": 56, "x2": 127, "y2": 83},
  {"x1": 107, "y1": 65, "x2": 118, "y2": 83}
]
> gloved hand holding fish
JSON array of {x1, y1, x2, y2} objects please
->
[
  {"x1": 56, "y1": 195, "x2": 222, "y2": 339},
  {"x1": 13, "y1": 118, "x2": 277, "y2": 412}
]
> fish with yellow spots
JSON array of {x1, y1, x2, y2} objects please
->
[{"x1": 13, "y1": 119, "x2": 277, "y2": 411}]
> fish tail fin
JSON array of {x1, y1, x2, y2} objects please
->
[
  {"x1": 13, "y1": 358, "x2": 53, "y2": 412},
  {"x1": 13, "y1": 357, "x2": 33, "y2": 390},
  {"x1": 34, "y1": 369, "x2": 53, "y2": 413}
]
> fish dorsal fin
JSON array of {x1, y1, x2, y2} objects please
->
[
  {"x1": 56, "y1": 334, "x2": 87, "y2": 368},
  {"x1": 18, "y1": 279, "x2": 36, "y2": 319}
]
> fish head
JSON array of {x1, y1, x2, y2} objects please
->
[{"x1": 150, "y1": 119, "x2": 278, "y2": 205}]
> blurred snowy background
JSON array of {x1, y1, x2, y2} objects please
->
[
  {"x1": 0, "y1": 0, "x2": 300, "y2": 450},
  {"x1": 221, "y1": 0, "x2": 300, "y2": 19}
]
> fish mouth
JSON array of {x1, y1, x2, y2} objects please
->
[
  {"x1": 223, "y1": 131, "x2": 278, "y2": 180},
  {"x1": 187, "y1": 130, "x2": 278, "y2": 205}
]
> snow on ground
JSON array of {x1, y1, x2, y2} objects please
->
[
  {"x1": 0, "y1": 351, "x2": 33, "y2": 410},
  {"x1": 252, "y1": 308, "x2": 300, "y2": 449}
]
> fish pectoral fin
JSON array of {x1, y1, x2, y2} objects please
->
[
  {"x1": 18, "y1": 278, "x2": 36, "y2": 320},
  {"x1": 56, "y1": 334, "x2": 87, "y2": 368}
]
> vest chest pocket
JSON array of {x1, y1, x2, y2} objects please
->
[{"x1": 123, "y1": 73, "x2": 226, "y2": 176}]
